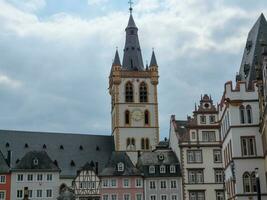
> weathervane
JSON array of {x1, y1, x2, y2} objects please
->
[{"x1": 128, "y1": 0, "x2": 133, "y2": 14}]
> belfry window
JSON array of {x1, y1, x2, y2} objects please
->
[
  {"x1": 126, "y1": 137, "x2": 135, "y2": 150},
  {"x1": 125, "y1": 110, "x2": 130, "y2": 125},
  {"x1": 125, "y1": 82, "x2": 133, "y2": 102},
  {"x1": 145, "y1": 110, "x2": 149, "y2": 125},
  {"x1": 139, "y1": 82, "x2": 148, "y2": 102}
]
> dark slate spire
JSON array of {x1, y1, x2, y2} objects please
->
[
  {"x1": 122, "y1": 11, "x2": 144, "y2": 71},
  {"x1": 150, "y1": 50, "x2": 158, "y2": 67},
  {"x1": 238, "y1": 13, "x2": 267, "y2": 88},
  {"x1": 113, "y1": 49, "x2": 121, "y2": 66}
]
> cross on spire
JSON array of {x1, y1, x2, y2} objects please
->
[{"x1": 128, "y1": 0, "x2": 133, "y2": 13}]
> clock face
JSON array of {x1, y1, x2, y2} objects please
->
[{"x1": 132, "y1": 109, "x2": 143, "y2": 121}]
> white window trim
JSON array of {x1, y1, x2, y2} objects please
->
[
  {"x1": 160, "y1": 165, "x2": 166, "y2": 174},
  {"x1": 0, "y1": 190, "x2": 6, "y2": 200},
  {"x1": 135, "y1": 178, "x2": 142, "y2": 188},
  {"x1": 123, "y1": 193, "x2": 131, "y2": 200},
  {"x1": 160, "y1": 194, "x2": 168, "y2": 200},
  {"x1": 17, "y1": 174, "x2": 23, "y2": 182},
  {"x1": 136, "y1": 193, "x2": 143, "y2": 200},
  {"x1": 150, "y1": 194, "x2": 157, "y2": 200},
  {"x1": 170, "y1": 165, "x2": 176, "y2": 173},
  {"x1": 102, "y1": 194, "x2": 109, "y2": 200},
  {"x1": 111, "y1": 194, "x2": 118, "y2": 200},
  {"x1": 102, "y1": 179, "x2": 109, "y2": 188},
  {"x1": 0, "y1": 176, "x2": 6, "y2": 184},
  {"x1": 110, "y1": 179, "x2": 117, "y2": 188},
  {"x1": 46, "y1": 189, "x2": 53, "y2": 198},
  {"x1": 123, "y1": 178, "x2": 130, "y2": 188}
]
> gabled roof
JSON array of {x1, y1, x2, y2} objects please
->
[
  {"x1": 99, "y1": 151, "x2": 141, "y2": 176},
  {"x1": 0, "y1": 130, "x2": 114, "y2": 178},
  {"x1": 238, "y1": 13, "x2": 267, "y2": 88},
  {"x1": 0, "y1": 151, "x2": 9, "y2": 174},
  {"x1": 14, "y1": 151, "x2": 59, "y2": 172}
]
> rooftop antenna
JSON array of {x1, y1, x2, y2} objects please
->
[{"x1": 128, "y1": 0, "x2": 133, "y2": 14}]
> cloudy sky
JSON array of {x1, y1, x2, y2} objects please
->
[{"x1": 0, "y1": 0, "x2": 266, "y2": 138}]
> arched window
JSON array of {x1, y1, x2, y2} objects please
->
[
  {"x1": 125, "y1": 82, "x2": 133, "y2": 102},
  {"x1": 125, "y1": 110, "x2": 130, "y2": 125},
  {"x1": 251, "y1": 172, "x2": 257, "y2": 192},
  {"x1": 145, "y1": 110, "x2": 150, "y2": 125},
  {"x1": 243, "y1": 172, "x2": 251, "y2": 193},
  {"x1": 127, "y1": 138, "x2": 131, "y2": 147},
  {"x1": 126, "y1": 138, "x2": 135, "y2": 150},
  {"x1": 240, "y1": 105, "x2": 245, "y2": 124},
  {"x1": 141, "y1": 138, "x2": 145, "y2": 150},
  {"x1": 131, "y1": 138, "x2": 135, "y2": 146},
  {"x1": 145, "y1": 138, "x2": 150, "y2": 150},
  {"x1": 139, "y1": 82, "x2": 148, "y2": 102},
  {"x1": 246, "y1": 105, "x2": 252, "y2": 124}
]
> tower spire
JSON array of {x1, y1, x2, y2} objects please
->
[{"x1": 128, "y1": 0, "x2": 133, "y2": 14}]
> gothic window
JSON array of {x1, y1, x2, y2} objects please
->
[
  {"x1": 125, "y1": 110, "x2": 130, "y2": 125},
  {"x1": 139, "y1": 82, "x2": 148, "y2": 102},
  {"x1": 241, "y1": 137, "x2": 256, "y2": 156},
  {"x1": 243, "y1": 172, "x2": 251, "y2": 193},
  {"x1": 145, "y1": 138, "x2": 150, "y2": 150},
  {"x1": 246, "y1": 105, "x2": 252, "y2": 124},
  {"x1": 141, "y1": 138, "x2": 145, "y2": 150},
  {"x1": 251, "y1": 172, "x2": 257, "y2": 192},
  {"x1": 126, "y1": 137, "x2": 135, "y2": 150},
  {"x1": 125, "y1": 82, "x2": 133, "y2": 102},
  {"x1": 145, "y1": 110, "x2": 150, "y2": 125},
  {"x1": 240, "y1": 105, "x2": 245, "y2": 124}
]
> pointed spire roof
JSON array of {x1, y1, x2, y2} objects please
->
[
  {"x1": 113, "y1": 49, "x2": 121, "y2": 66},
  {"x1": 150, "y1": 50, "x2": 158, "y2": 67},
  {"x1": 238, "y1": 13, "x2": 267, "y2": 88},
  {"x1": 122, "y1": 11, "x2": 144, "y2": 71}
]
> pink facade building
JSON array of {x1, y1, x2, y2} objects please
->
[{"x1": 99, "y1": 152, "x2": 144, "y2": 200}]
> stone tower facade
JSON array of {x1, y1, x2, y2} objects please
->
[{"x1": 109, "y1": 11, "x2": 159, "y2": 162}]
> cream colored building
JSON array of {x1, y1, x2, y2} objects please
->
[{"x1": 170, "y1": 95, "x2": 224, "y2": 200}]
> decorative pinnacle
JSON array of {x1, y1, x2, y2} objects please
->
[{"x1": 128, "y1": 0, "x2": 133, "y2": 14}]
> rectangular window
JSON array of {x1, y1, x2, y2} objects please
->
[
  {"x1": 170, "y1": 180, "x2": 177, "y2": 188},
  {"x1": 46, "y1": 189, "x2": 52, "y2": 198},
  {"x1": 150, "y1": 195, "x2": 156, "y2": 200},
  {"x1": 210, "y1": 115, "x2": 215, "y2": 123},
  {"x1": 37, "y1": 189, "x2": 42, "y2": 198},
  {"x1": 161, "y1": 195, "x2": 167, "y2": 200},
  {"x1": 37, "y1": 174, "x2": 43, "y2": 181},
  {"x1": 241, "y1": 137, "x2": 256, "y2": 156},
  {"x1": 216, "y1": 190, "x2": 225, "y2": 200},
  {"x1": 160, "y1": 165, "x2": 166, "y2": 173},
  {"x1": 160, "y1": 181, "x2": 166, "y2": 189},
  {"x1": 150, "y1": 181, "x2": 156, "y2": 189},
  {"x1": 111, "y1": 179, "x2": 117, "y2": 187},
  {"x1": 123, "y1": 179, "x2": 129, "y2": 188},
  {"x1": 213, "y1": 150, "x2": 222, "y2": 163},
  {"x1": 214, "y1": 169, "x2": 224, "y2": 183},
  {"x1": 200, "y1": 116, "x2": 206, "y2": 124},
  {"x1": 189, "y1": 191, "x2": 205, "y2": 200},
  {"x1": 103, "y1": 195, "x2": 109, "y2": 200},
  {"x1": 0, "y1": 191, "x2": 5, "y2": 200},
  {"x1": 170, "y1": 165, "x2": 176, "y2": 173},
  {"x1": 124, "y1": 194, "x2": 130, "y2": 200},
  {"x1": 188, "y1": 170, "x2": 204, "y2": 184},
  {"x1": 136, "y1": 194, "x2": 142, "y2": 200},
  {"x1": 136, "y1": 178, "x2": 142, "y2": 187},
  {"x1": 47, "y1": 174, "x2": 53, "y2": 181},
  {"x1": 28, "y1": 190, "x2": 33, "y2": 198},
  {"x1": 102, "y1": 179, "x2": 109, "y2": 188},
  {"x1": 17, "y1": 174, "x2": 23, "y2": 182},
  {"x1": 149, "y1": 166, "x2": 155, "y2": 174},
  {"x1": 202, "y1": 131, "x2": 216, "y2": 142},
  {"x1": 171, "y1": 195, "x2": 177, "y2": 200},
  {"x1": 27, "y1": 174, "x2": 33, "y2": 181},
  {"x1": 187, "y1": 150, "x2": 202, "y2": 163},
  {"x1": 0, "y1": 176, "x2": 6, "y2": 183},
  {"x1": 111, "y1": 194, "x2": 117, "y2": 200},
  {"x1": 191, "y1": 132, "x2": 196, "y2": 140},
  {"x1": 17, "y1": 190, "x2": 23, "y2": 198}
]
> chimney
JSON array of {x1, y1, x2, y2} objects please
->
[
  {"x1": 7, "y1": 150, "x2": 12, "y2": 168},
  {"x1": 95, "y1": 162, "x2": 99, "y2": 175}
]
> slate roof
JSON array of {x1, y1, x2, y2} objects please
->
[
  {"x1": 0, "y1": 130, "x2": 114, "y2": 178},
  {"x1": 0, "y1": 151, "x2": 9, "y2": 174},
  {"x1": 113, "y1": 49, "x2": 121, "y2": 66},
  {"x1": 149, "y1": 51, "x2": 158, "y2": 67},
  {"x1": 174, "y1": 120, "x2": 189, "y2": 142},
  {"x1": 122, "y1": 13, "x2": 144, "y2": 71},
  {"x1": 137, "y1": 148, "x2": 181, "y2": 177},
  {"x1": 14, "y1": 151, "x2": 60, "y2": 172},
  {"x1": 99, "y1": 151, "x2": 141, "y2": 176},
  {"x1": 238, "y1": 13, "x2": 267, "y2": 88}
]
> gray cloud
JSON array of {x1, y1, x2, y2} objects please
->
[{"x1": 0, "y1": 0, "x2": 266, "y2": 138}]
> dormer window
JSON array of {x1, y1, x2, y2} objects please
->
[
  {"x1": 149, "y1": 166, "x2": 155, "y2": 174},
  {"x1": 160, "y1": 165, "x2": 166, "y2": 174},
  {"x1": 209, "y1": 115, "x2": 215, "y2": 124},
  {"x1": 170, "y1": 165, "x2": 176, "y2": 173},
  {"x1": 158, "y1": 153, "x2": 164, "y2": 161},
  {"x1": 118, "y1": 162, "x2": 124, "y2": 172},
  {"x1": 200, "y1": 116, "x2": 206, "y2": 124},
  {"x1": 33, "y1": 158, "x2": 39, "y2": 166}
]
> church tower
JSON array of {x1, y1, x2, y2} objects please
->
[{"x1": 109, "y1": 5, "x2": 159, "y2": 162}]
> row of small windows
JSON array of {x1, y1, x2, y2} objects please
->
[
  {"x1": 126, "y1": 138, "x2": 150, "y2": 150},
  {"x1": 239, "y1": 105, "x2": 252, "y2": 124},
  {"x1": 16, "y1": 173, "x2": 53, "y2": 182},
  {"x1": 17, "y1": 189, "x2": 52, "y2": 198},
  {"x1": 125, "y1": 110, "x2": 150, "y2": 125},
  {"x1": 148, "y1": 165, "x2": 176, "y2": 174},
  {"x1": 125, "y1": 82, "x2": 148, "y2": 103}
]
